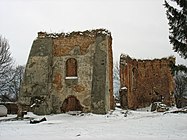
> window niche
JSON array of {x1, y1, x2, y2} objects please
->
[{"x1": 65, "y1": 58, "x2": 78, "y2": 85}]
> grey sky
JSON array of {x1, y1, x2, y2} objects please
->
[{"x1": 0, "y1": 0, "x2": 186, "y2": 65}]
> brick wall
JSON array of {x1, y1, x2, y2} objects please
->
[{"x1": 120, "y1": 55, "x2": 175, "y2": 109}]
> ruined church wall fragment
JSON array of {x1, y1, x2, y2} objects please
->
[
  {"x1": 120, "y1": 55, "x2": 175, "y2": 110},
  {"x1": 18, "y1": 29, "x2": 114, "y2": 115}
]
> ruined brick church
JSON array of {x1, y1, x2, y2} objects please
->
[
  {"x1": 120, "y1": 54, "x2": 175, "y2": 110},
  {"x1": 18, "y1": 29, "x2": 114, "y2": 115}
]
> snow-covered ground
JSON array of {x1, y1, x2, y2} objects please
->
[{"x1": 0, "y1": 108, "x2": 187, "y2": 140}]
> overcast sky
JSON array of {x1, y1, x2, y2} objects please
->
[{"x1": 0, "y1": 0, "x2": 186, "y2": 65}]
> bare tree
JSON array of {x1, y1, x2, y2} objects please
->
[
  {"x1": 113, "y1": 61, "x2": 120, "y2": 98},
  {"x1": 0, "y1": 35, "x2": 13, "y2": 99},
  {"x1": 174, "y1": 72, "x2": 187, "y2": 98},
  {"x1": 9, "y1": 65, "x2": 25, "y2": 101},
  {"x1": 174, "y1": 71, "x2": 187, "y2": 108},
  {"x1": 0, "y1": 65, "x2": 25, "y2": 102},
  {"x1": 113, "y1": 61, "x2": 120, "y2": 81}
]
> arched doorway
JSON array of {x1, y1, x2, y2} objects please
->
[{"x1": 61, "y1": 96, "x2": 83, "y2": 113}]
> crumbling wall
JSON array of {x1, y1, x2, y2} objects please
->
[
  {"x1": 51, "y1": 32, "x2": 96, "y2": 114},
  {"x1": 108, "y1": 38, "x2": 114, "y2": 110},
  {"x1": 19, "y1": 29, "x2": 114, "y2": 115},
  {"x1": 51, "y1": 30, "x2": 113, "y2": 114},
  {"x1": 19, "y1": 38, "x2": 53, "y2": 115},
  {"x1": 120, "y1": 54, "x2": 175, "y2": 110}
]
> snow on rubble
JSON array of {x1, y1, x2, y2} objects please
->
[{"x1": 0, "y1": 108, "x2": 187, "y2": 140}]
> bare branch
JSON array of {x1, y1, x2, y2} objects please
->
[{"x1": 0, "y1": 35, "x2": 13, "y2": 98}]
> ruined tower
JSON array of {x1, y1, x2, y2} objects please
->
[
  {"x1": 120, "y1": 54, "x2": 175, "y2": 110},
  {"x1": 18, "y1": 29, "x2": 114, "y2": 115}
]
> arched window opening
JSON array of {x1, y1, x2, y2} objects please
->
[{"x1": 66, "y1": 58, "x2": 77, "y2": 78}]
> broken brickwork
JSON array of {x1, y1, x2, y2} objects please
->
[
  {"x1": 19, "y1": 29, "x2": 114, "y2": 115},
  {"x1": 120, "y1": 54, "x2": 175, "y2": 110}
]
